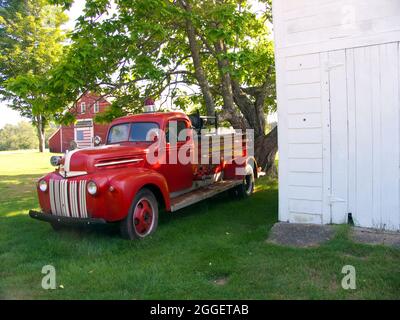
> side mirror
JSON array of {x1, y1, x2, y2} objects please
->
[
  {"x1": 94, "y1": 135, "x2": 102, "y2": 146},
  {"x1": 50, "y1": 156, "x2": 62, "y2": 167}
]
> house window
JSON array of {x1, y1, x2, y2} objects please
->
[
  {"x1": 94, "y1": 102, "x2": 100, "y2": 113},
  {"x1": 80, "y1": 102, "x2": 86, "y2": 114}
]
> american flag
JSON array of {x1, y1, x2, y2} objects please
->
[{"x1": 76, "y1": 129, "x2": 93, "y2": 148}]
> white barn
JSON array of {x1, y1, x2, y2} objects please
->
[{"x1": 273, "y1": 0, "x2": 400, "y2": 231}]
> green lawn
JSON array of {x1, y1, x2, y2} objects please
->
[{"x1": 0, "y1": 150, "x2": 399, "y2": 299}]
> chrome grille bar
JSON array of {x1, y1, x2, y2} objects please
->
[
  {"x1": 49, "y1": 179, "x2": 88, "y2": 218},
  {"x1": 59, "y1": 180, "x2": 70, "y2": 217},
  {"x1": 63, "y1": 180, "x2": 71, "y2": 217},
  {"x1": 69, "y1": 181, "x2": 79, "y2": 218},
  {"x1": 59, "y1": 180, "x2": 65, "y2": 216},
  {"x1": 49, "y1": 179, "x2": 56, "y2": 215},
  {"x1": 79, "y1": 180, "x2": 88, "y2": 218},
  {"x1": 54, "y1": 179, "x2": 61, "y2": 215}
]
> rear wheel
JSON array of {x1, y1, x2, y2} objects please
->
[
  {"x1": 229, "y1": 164, "x2": 255, "y2": 198},
  {"x1": 120, "y1": 188, "x2": 159, "y2": 240}
]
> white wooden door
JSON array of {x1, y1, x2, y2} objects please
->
[{"x1": 329, "y1": 42, "x2": 400, "y2": 230}]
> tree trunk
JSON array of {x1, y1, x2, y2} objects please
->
[
  {"x1": 212, "y1": 42, "x2": 247, "y2": 129},
  {"x1": 182, "y1": 3, "x2": 215, "y2": 116},
  {"x1": 35, "y1": 115, "x2": 45, "y2": 153},
  {"x1": 230, "y1": 80, "x2": 278, "y2": 176},
  {"x1": 254, "y1": 126, "x2": 278, "y2": 177}
]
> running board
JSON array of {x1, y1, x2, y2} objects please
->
[{"x1": 170, "y1": 180, "x2": 243, "y2": 212}]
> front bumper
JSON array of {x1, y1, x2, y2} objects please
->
[{"x1": 29, "y1": 210, "x2": 107, "y2": 226}]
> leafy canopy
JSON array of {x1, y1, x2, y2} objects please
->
[
  {"x1": 47, "y1": 0, "x2": 275, "y2": 125},
  {"x1": 0, "y1": 0, "x2": 68, "y2": 121}
]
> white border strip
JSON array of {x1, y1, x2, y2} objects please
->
[{"x1": 94, "y1": 158, "x2": 143, "y2": 167}]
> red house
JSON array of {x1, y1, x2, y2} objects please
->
[{"x1": 48, "y1": 93, "x2": 111, "y2": 153}]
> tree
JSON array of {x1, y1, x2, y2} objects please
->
[
  {"x1": 50, "y1": 0, "x2": 277, "y2": 172},
  {"x1": 0, "y1": 0, "x2": 68, "y2": 152},
  {"x1": 0, "y1": 121, "x2": 39, "y2": 151}
]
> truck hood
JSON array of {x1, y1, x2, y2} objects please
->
[{"x1": 60, "y1": 144, "x2": 149, "y2": 177}]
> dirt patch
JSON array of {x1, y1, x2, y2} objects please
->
[
  {"x1": 351, "y1": 227, "x2": 400, "y2": 248},
  {"x1": 267, "y1": 222, "x2": 335, "y2": 248},
  {"x1": 212, "y1": 277, "x2": 228, "y2": 286}
]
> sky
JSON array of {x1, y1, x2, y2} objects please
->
[{"x1": 0, "y1": 0, "x2": 269, "y2": 128}]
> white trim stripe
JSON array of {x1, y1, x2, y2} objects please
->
[
  {"x1": 95, "y1": 158, "x2": 143, "y2": 167},
  {"x1": 64, "y1": 149, "x2": 82, "y2": 172}
]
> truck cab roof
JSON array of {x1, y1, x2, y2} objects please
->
[{"x1": 111, "y1": 112, "x2": 190, "y2": 127}]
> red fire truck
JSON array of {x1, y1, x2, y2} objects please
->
[{"x1": 29, "y1": 110, "x2": 257, "y2": 239}]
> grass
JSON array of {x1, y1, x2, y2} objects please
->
[{"x1": 0, "y1": 150, "x2": 399, "y2": 299}]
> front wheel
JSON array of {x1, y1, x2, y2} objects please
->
[{"x1": 120, "y1": 188, "x2": 159, "y2": 240}]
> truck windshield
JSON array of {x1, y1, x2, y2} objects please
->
[{"x1": 107, "y1": 122, "x2": 159, "y2": 144}]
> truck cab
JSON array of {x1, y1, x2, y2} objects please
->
[{"x1": 30, "y1": 111, "x2": 257, "y2": 239}]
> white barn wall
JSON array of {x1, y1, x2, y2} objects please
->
[
  {"x1": 274, "y1": 0, "x2": 400, "y2": 56},
  {"x1": 273, "y1": 0, "x2": 400, "y2": 230}
]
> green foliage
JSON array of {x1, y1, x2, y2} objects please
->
[
  {"x1": 0, "y1": 0, "x2": 68, "y2": 97},
  {"x1": 0, "y1": 0, "x2": 68, "y2": 147},
  {"x1": 0, "y1": 121, "x2": 38, "y2": 150},
  {"x1": 47, "y1": 0, "x2": 275, "y2": 123}
]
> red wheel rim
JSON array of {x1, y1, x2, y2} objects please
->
[{"x1": 133, "y1": 198, "x2": 154, "y2": 236}]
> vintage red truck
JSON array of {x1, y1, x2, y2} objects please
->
[{"x1": 29, "y1": 110, "x2": 257, "y2": 239}]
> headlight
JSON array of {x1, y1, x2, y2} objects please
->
[
  {"x1": 39, "y1": 180, "x2": 48, "y2": 192},
  {"x1": 50, "y1": 156, "x2": 62, "y2": 167},
  {"x1": 87, "y1": 181, "x2": 98, "y2": 195}
]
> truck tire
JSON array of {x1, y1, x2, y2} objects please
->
[
  {"x1": 120, "y1": 188, "x2": 159, "y2": 240},
  {"x1": 229, "y1": 164, "x2": 255, "y2": 199}
]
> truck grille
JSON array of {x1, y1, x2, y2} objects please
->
[{"x1": 49, "y1": 179, "x2": 88, "y2": 218}]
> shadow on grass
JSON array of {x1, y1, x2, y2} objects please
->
[{"x1": 159, "y1": 183, "x2": 278, "y2": 227}]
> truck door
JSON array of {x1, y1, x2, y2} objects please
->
[{"x1": 162, "y1": 119, "x2": 194, "y2": 193}]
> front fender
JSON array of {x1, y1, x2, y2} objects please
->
[{"x1": 88, "y1": 168, "x2": 170, "y2": 222}]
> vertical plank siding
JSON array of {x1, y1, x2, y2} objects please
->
[
  {"x1": 344, "y1": 43, "x2": 400, "y2": 230},
  {"x1": 274, "y1": 0, "x2": 400, "y2": 230},
  {"x1": 377, "y1": 43, "x2": 399, "y2": 230},
  {"x1": 328, "y1": 50, "x2": 348, "y2": 224}
]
